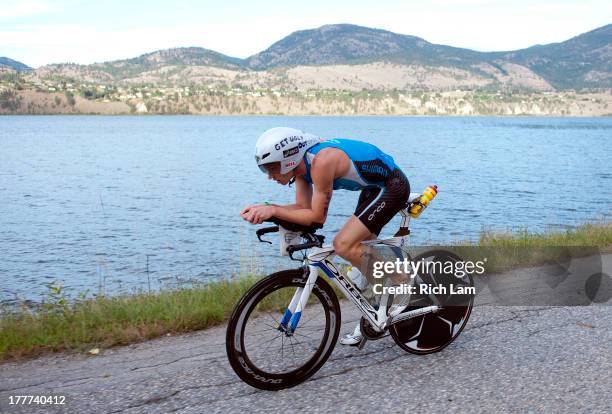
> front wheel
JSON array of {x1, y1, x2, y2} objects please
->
[
  {"x1": 390, "y1": 250, "x2": 474, "y2": 355},
  {"x1": 226, "y1": 268, "x2": 341, "y2": 390}
]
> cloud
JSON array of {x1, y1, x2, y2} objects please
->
[{"x1": 0, "y1": 1, "x2": 49, "y2": 19}]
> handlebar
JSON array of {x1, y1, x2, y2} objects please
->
[
  {"x1": 285, "y1": 235, "x2": 324, "y2": 260},
  {"x1": 256, "y1": 225, "x2": 279, "y2": 244},
  {"x1": 285, "y1": 233, "x2": 325, "y2": 260},
  {"x1": 255, "y1": 217, "x2": 325, "y2": 260}
]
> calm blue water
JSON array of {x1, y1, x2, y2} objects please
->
[{"x1": 1, "y1": 116, "x2": 611, "y2": 303}]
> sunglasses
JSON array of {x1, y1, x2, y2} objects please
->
[{"x1": 258, "y1": 162, "x2": 281, "y2": 174}]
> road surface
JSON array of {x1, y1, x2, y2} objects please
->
[{"x1": 1, "y1": 256, "x2": 610, "y2": 413}]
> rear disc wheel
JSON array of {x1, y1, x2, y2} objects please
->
[{"x1": 390, "y1": 250, "x2": 474, "y2": 355}]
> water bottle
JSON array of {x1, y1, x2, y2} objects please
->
[
  {"x1": 347, "y1": 266, "x2": 368, "y2": 290},
  {"x1": 409, "y1": 185, "x2": 438, "y2": 218},
  {"x1": 347, "y1": 266, "x2": 377, "y2": 304}
]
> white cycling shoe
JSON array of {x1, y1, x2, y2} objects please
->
[{"x1": 339, "y1": 323, "x2": 362, "y2": 346}]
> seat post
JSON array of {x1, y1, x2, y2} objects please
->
[{"x1": 394, "y1": 210, "x2": 411, "y2": 237}]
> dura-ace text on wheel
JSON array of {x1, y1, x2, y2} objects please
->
[{"x1": 226, "y1": 269, "x2": 341, "y2": 390}]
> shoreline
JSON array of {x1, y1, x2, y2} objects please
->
[{"x1": 2, "y1": 89, "x2": 611, "y2": 116}]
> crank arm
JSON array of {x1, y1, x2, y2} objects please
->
[
  {"x1": 357, "y1": 336, "x2": 368, "y2": 350},
  {"x1": 385, "y1": 305, "x2": 439, "y2": 328}
]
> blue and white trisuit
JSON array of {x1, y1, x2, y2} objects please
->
[{"x1": 301, "y1": 139, "x2": 410, "y2": 235}]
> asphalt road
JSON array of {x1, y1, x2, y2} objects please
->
[{"x1": 1, "y1": 257, "x2": 610, "y2": 414}]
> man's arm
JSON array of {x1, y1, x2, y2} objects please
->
[
  {"x1": 270, "y1": 154, "x2": 334, "y2": 226},
  {"x1": 240, "y1": 177, "x2": 312, "y2": 216},
  {"x1": 269, "y1": 177, "x2": 313, "y2": 211}
]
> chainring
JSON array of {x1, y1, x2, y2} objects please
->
[{"x1": 360, "y1": 317, "x2": 386, "y2": 340}]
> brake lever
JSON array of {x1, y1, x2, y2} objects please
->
[
  {"x1": 288, "y1": 249, "x2": 301, "y2": 261},
  {"x1": 287, "y1": 245, "x2": 310, "y2": 261},
  {"x1": 286, "y1": 236, "x2": 324, "y2": 261}
]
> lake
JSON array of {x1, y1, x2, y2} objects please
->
[{"x1": 1, "y1": 115, "x2": 611, "y2": 303}]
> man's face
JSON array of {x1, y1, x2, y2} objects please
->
[{"x1": 260, "y1": 162, "x2": 293, "y2": 185}]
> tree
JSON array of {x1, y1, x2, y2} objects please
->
[{"x1": 65, "y1": 91, "x2": 76, "y2": 106}]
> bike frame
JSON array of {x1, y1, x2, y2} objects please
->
[{"x1": 279, "y1": 206, "x2": 440, "y2": 335}]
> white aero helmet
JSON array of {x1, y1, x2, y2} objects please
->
[{"x1": 255, "y1": 127, "x2": 321, "y2": 174}]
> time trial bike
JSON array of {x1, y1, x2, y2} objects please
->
[{"x1": 226, "y1": 191, "x2": 474, "y2": 390}]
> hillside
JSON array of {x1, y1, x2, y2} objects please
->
[
  {"x1": 495, "y1": 24, "x2": 612, "y2": 89},
  {"x1": 245, "y1": 23, "x2": 611, "y2": 90},
  {"x1": 1, "y1": 23, "x2": 610, "y2": 115},
  {"x1": 0, "y1": 57, "x2": 32, "y2": 72},
  {"x1": 245, "y1": 24, "x2": 486, "y2": 70},
  {"x1": 19, "y1": 23, "x2": 609, "y2": 91},
  {"x1": 35, "y1": 47, "x2": 244, "y2": 83}
]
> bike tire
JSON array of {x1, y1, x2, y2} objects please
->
[
  {"x1": 226, "y1": 268, "x2": 341, "y2": 390},
  {"x1": 389, "y1": 250, "x2": 474, "y2": 355}
]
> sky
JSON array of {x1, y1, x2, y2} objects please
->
[{"x1": 1, "y1": 0, "x2": 610, "y2": 68}]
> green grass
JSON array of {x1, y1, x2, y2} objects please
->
[
  {"x1": 0, "y1": 276, "x2": 258, "y2": 361},
  {"x1": 468, "y1": 222, "x2": 612, "y2": 272},
  {"x1": 1, "y1": 222, "x2": 610, "y2": 361},
  {"x1": 478, "y1": 222, "x2": 612, "y2": 248}
]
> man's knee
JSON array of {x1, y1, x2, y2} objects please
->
[{"x1": 333, "y1": 235, "x2": 356, "y2": 258}]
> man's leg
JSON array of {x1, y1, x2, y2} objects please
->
[
  {"x1": 334, "y1": 216, "x2": 379, "y2": 346},
  {"x1": 336, "y1": 171, "x2": 410, "y2": 346},
  {"x1": 333, "y1": 215, "x2": 376, "y2": 273}
]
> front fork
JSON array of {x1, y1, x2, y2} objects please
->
[{"x1": 278, "y1": 266, "x2": 318, "y2": 335}]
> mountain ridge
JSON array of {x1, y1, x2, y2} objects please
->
[
  {"x1": 6, "y1": 23, "x2": 612, "y2": 90},
  {"x1": 246, "y1": 24, "x2": 488, "y2": 70}
]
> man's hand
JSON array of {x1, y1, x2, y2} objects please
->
[{"x1": 240, "y1": 204, "x2": 276, "y2": 224}]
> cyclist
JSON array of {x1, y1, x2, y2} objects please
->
[{"x1": 241, "y1": 127, "x2": 410, "y2": 345}]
